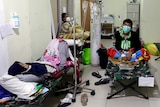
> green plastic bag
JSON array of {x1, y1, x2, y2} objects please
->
[{"x1": 82, "y1": 48, "x2": 91, "y2": 65}]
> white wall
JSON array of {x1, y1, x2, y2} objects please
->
[
  {"x1": 0, "y1": 0, "x2": 9, "y2": 75},
  {"x1": 4, "y1": 0, "x2": 32, "y2": 63},
  {"x1": 28, "y1": 0, "x2": 51, "y2": 61},
  {"x1": 74, "y1": 0, "x2": 81, "y2": 25},
  {"x1": 140, "y1": 0, "x2": 160, "y2": 42},
  {"x1": 103, "y1": 0, "x2": 128, "y2": 27},
  {"x1": 3, "y1": 0, "x2": 51, "y2": 69}
]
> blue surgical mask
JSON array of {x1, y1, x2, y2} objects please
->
[{"x1": 123, "y1": 25, "x2": 131, "y2": 33}]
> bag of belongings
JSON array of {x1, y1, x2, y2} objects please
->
[
  {"x1": 144, "y1": 42, "x2": 160, "y2": 56},
  {"x1": 82, "y1": 48, "x2": 91, "y2": 65},
  {"x1": 97, "y1": 48, "x2": 108, "y2": 69}
]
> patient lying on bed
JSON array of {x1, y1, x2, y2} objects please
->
[
  {"x1": 8, "y1": 61, "x2": 56, "y2": 83},
  {"x1": 0, "y1": 38, "x2": 83, "y2": 103},
  {"x1": 8, "y1": 39, "x2": 82, "y2": 83}
]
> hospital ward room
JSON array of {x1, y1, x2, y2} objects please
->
[{"x1": 1, "y1": 0, "x2": 160, "y2": 107}]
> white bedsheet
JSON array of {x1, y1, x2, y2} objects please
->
[{"x1": 0, "y1": 74, "x2": 38, "y2": 100}]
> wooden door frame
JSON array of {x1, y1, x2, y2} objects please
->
[{"x1": 81, "y1": 0, "x2": 95, "y2": 31}]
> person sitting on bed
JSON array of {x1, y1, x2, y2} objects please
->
[
  {"x1": 40, "y1": 39, "x2": 82, "y2": 83},
  {"x1": 107, "y1": 19, "x2": 150, "y2": 62},
  {"x1": 57, "y1": 13, "x2": 90, "y2": 40},
  {"x1": 61, "y1": 12, "x2": 69, "y2": 24}
]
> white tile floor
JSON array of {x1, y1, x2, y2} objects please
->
[{"x1": 42, "y1": 39, "x2": 160, "y2": 107}]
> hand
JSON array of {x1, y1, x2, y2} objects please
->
[{"x1": 128, "y1": 48, "x2": 134, "y2": 52}]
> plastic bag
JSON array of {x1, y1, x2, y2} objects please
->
[
  {"x1": 82, "y1": 48, "x2": 91, "y2": 65},
  {"x1": 144, "y1": 43, "x2": 159, "y2": 56}
]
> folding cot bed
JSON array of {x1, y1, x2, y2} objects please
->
[
  {"x1": 0, "y1": 38, "x2": 95, "y2": 106},
  {"x1": 0, "y1": 72, "x2": 63, "y2": 107},
  {"x1": 105, "y1": 57, "x2": 153, "y2": 99}
]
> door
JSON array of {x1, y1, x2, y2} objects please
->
[{"x1": 81, "y1": 0, "x2": 94, "y2": 31}]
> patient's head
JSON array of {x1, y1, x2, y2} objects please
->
[
  {"x1": 123, "y1": 19, "x2": 133, "y2": 28},
  {"x1": 8, "y1": 61, "x2": 29, "y2": 76},
  {"x1": 62, "y1": 13, "x2": 69, "y2": 23},
  {"x1": 122, "y1": 19, "x2": 133, "y2": 33}
]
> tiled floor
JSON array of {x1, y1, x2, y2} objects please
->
[{"x1": 42, "y1": 39, "x2": 160, "y2": 107}]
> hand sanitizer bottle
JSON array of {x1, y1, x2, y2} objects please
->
[{"x1": 12, "y1": 12, "x2": 20, "y2": 28}]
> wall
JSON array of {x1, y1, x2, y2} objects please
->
[
  {"x1": 140, "y1": 0, "x2": 160, "y2": 42},
  {"x1": 3, "y1": 0, "x2": 51, "y2": 71},
  {"x1": 103, "y1": 0, "x2": 128, "y2": 27},
  {"x1": 4, "y1": 0, "x2": 32, "y2": 63},
  {"x1": 103, "y1": 0, "x2": 140, "y2": 27},
  {"x1": 28, "y1": 0, "x2": 51, "y2": 61},
  {"x1": 0, "y1": 0, "x2": 9, "y2": 75},
  {"x1": 74, "y1": 0, "x2": 81, "y2": 25}
]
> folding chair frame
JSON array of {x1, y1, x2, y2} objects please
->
[
  {"x1": 106, "y1": 60, "x2": 151, "y2": 99},
  {"x1": 107, "y1": 79, "x2": 148, "y2": 99}
]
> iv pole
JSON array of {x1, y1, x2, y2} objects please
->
[
  {"x1": 55, "y1": 0, "x2": 95, "y2": 103},
  {"x1": 71, "y1": 16, "x2": 95, "y2": 102},
  {"x1": 82, "y1": 0, "x2": 89, "y2": 42},
  {"x1": 72, "y1": 17, "x2": 78, "y2": 102}
]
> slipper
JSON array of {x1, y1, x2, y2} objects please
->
[
  {"x1": 94, "y1": 78, "x2": 110, "y2": 85},
  {"x1": 58, "y1": 102, "x2": 71, "y2": 107},
  {"x1": 92, "y1": 71, "x2": 102, "y2": 78}
]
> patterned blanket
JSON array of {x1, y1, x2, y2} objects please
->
[{"x1": 106, "y1": 59, "x2": 151, "y2": 80}]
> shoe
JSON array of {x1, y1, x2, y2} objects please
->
[
  {"x1": 65, "y1": 93, "x2": 73, "y2": 99},
  {"x1": 81, "y1": 94, "x2": 88, "y2": 106},
  {"x1": 58, "y1": 98, "x2": 71, "y2": 107},
  {"x1": 58, "y1": 93, "x2": 73, "y2": 107},
  {"x1": 58, "y1": 102, "x2": 71, "y2": 107},
  {"x1": 92, "y1": 71, "x2": 102, "y2": 78},
  {"x1": 95, "y1": 78, "x2": 110, "y2": 85}
]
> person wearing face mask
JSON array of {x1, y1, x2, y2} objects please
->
[
  {"x1": 61, "y1": 13, "x2": 72, "y2": 23},
  {"x1": 57, "y1": 13, "x2": 90, "y2": 40},
  {"x1": 107, "y1": 19, "x2": 150, "y2": 62},
  {"x1": 115, "y1": 18, "x2": 141, "y2": 52}
]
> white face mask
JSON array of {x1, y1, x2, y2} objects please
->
[{"x1": 66, "y1": 17, "x2": 71, "y2": 22}]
